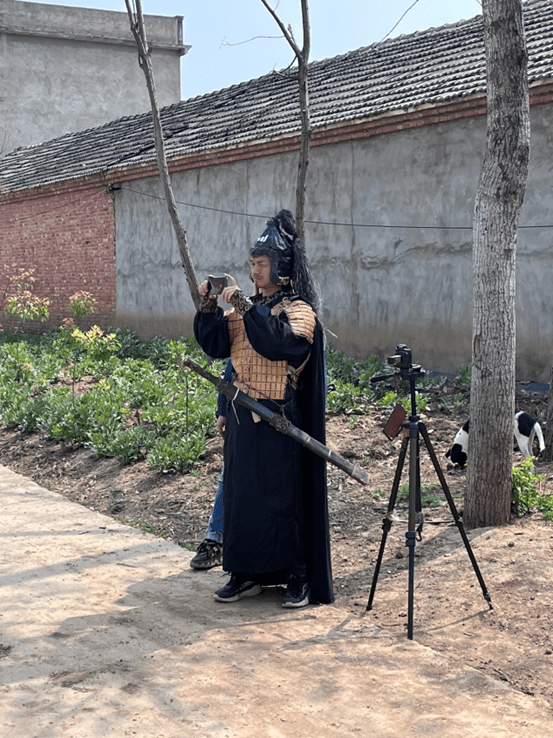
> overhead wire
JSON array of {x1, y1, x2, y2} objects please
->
[
  {"x1": 118, "y1": 184, "x2": 553, "y2": 231},
  {"x1": 2, "y1": 182, "x2": 552, "y2": 231}
]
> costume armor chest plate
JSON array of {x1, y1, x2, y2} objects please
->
[{"x1": 227, "y1": 309, "x2": 289, "y2": 399}]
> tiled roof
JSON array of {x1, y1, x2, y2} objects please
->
[{"x1": 2, "y1": 0, "x2": 553, "y2": 195}]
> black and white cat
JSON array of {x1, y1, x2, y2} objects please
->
[{"x1": 446, "y1": 412, "x2": 545, "y2": 469}]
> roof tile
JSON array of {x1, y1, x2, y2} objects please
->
[{"x1": 1, "y1": 0, "x2": 552, "y2": 194}]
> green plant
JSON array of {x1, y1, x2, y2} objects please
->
[
  {"x1": 356, "y1": 355, "x2": 388, "y2": 389},
  {"x1": 39, "y1": 389, "x2": 90, "y2": 445},
  {"x1": 3, "y1": 266, "x2": 50, "y2": 325},
  {"x1": 129, "y1": 520, "x2": 167, "y2": 537},
  {"x1": 398, "y1": 483, "x2": 409, "y2": 501},
  {"x1": 421, "y1": 482, "x2": 442, "y2": 507},
  {"x1": 375, "y1": 390, "x2": 400, "y2": 408},
  {"x1": 143, "y1": 335, "x2": 171, "y2": 368},
  {"x1": 2, "y1": 267, "x2": 50, "y2": 381},
  {"x1": 448, "y1": 392, "x2": 468, "y2": 414},
  {"x1": 148, "y1": 429, "x2": 207, "y2": 473},
  {"x1": 399, "y1": 393, "x2": 429, "y2": 412},
  {"x1": 0, "y1": 328, "x2": 227, "y2": 471},
  {"x1": 456, "y1": 363, "x2": 472, "y2": 391},
  {"x1": 326, "y1": 345, "x2": 357, "y2": 382},
  {"x1": 89, "y1": 424, "x2": 152, "y2": 464},
  {"x1": 112, "y1": 327, "x2": 145, "y2": 360},
  {"x1": 326, "y1": 377, "x2": 363, "y2": 414},
  {"x1": 421, "y1": 494, "x2": 441, "y2": 507},
  {"x1": 397, "y1": 482, "x2": 441, "y2": 507},
  {"x1": 10, "y1": 393, "x2": 51, "y2": 433},
  {"x1": 69, "y1": 290, "x2": 96, "y2": 318},
  {"x1": 0, "y1": 341, "x2": 36, "y2": 384},
  {"x1": 511, "y1": 458, "x2": 553, "y2": 520},
  {"x1": 417, "y1": 373, "x2": 443, "y2": 390},
  {"x1": 71, "y1": 325, "x2": 120, "y2": 367}
]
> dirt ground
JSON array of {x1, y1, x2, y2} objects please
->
[{"x1": 1, "y1": 383, "x2": 553, "y2": 713}]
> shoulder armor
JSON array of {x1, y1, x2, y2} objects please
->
[{"x1": 272, "y1": 298, "x2": 316, "y2": 344}]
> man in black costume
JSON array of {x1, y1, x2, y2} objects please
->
[{"x1": 194, "y1": 210, "x2": 333, "y2": 607}]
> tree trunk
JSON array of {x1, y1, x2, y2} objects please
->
[
  {"x1": 544, "y1": 365, "x2": 553, "y2": 462},
  {"x1": 294, "y1": 1, "x2": 311, "y2": 245},
  {"x1": 124, "y1": 0, "x2": 200, "y2": 310},
  {"x1": 465, "y1": 0, "x2": 530, "y2": 527},
  {"x1": 261, "y1": 0, "x2": 311, "y2": 244}
]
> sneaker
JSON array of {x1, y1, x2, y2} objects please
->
[
  {"x1": 214, "y1": 573, "x2": 262, "y2": 602},
  {"x1": 190, "y1": 539, "x2": 222, "y2": 570},
  {"x1": 282, "y1": 576, "x2": 310, "y2": 608}
]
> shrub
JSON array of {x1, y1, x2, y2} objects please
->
[
  {"x1": 512, "y1": 458, "x2": 553, "y2": 520},
  {"x1": 0, "y1": 329, "x2": 217, "y2": 469},
  {"x1": 148, "y1": 429, "x2": 207, "y2": 473},
  {"x1": 3, "y1": 266, "x2": 50, "y2": 325}
]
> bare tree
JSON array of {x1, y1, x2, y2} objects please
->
[
  {"x1": 124, "y1": 0, "x2": 200, "y2": 310},
  {"x1": 544, "y1": 368, "x2": 553, "y2": 461},
  {"x1": 261, "y1": 0, "x2": 311, "y2": 243},
  {"x1": 465, "y1": 0, "x2": 530, "y2": 527}
]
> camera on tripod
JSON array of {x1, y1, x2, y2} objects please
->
[
  {"x1": 387, "y1": 344, "x2": 424, "y2": 380},
  {"x1": 387, "y1": 344, "x2": 413, "y2": 370},
  {"x1": 371, "y1": 343, "x2": 424, "y2": 386}
]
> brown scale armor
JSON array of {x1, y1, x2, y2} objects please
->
[{"x1": 227, "y1": 298, "x2": 316, "y2": 400}]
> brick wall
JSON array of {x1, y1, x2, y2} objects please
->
[
  {"x1": 0, "y1": 182, "x2": 116, "y2": 332},
  {"x1": 2, "y1": 81, "x2": 552, "y2": 338}
]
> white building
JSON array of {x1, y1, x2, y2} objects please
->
[{"x1": 0, "y1": 0, "x2": 187, "y2": 152}]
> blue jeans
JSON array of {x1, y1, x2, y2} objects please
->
[{"x1": 206, "y1": 467, "x2": 224, "y2": 544}]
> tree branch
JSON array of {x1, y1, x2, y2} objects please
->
[
  {"x1": 261, "y1": 0, "x2": 311, "y2": 244},
  {"x1": 124, "y1": 0, "x2": 200, "y2": 310},
  {"x1": 259, "y1": 0, "x2": 302, "y2": 58},
  {"x1": 300, "y1": 0, "x2": 311, "y2": 62}
]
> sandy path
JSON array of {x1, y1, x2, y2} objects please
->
[{"x1": 1, "y1": 465, "x2": 551, "y2": 738}]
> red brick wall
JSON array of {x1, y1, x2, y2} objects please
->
[{"x1": 0, "y1": 183, "x2": 116, "y2": 332}]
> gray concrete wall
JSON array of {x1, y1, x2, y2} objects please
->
[
  {"x1": 114, "y1": 104, "x2": 553, "y2": 381},
  {"x1": 0, "y1": 0, "x2": 186, "y2": 151}
]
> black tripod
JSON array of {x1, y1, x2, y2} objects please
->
[{"x1": 366, "y1": 346, "x2": 493, "y2": 640}]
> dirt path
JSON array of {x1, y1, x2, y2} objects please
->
[{"x1": 2, "y1": 465, "x2": 552, "y2": 738}]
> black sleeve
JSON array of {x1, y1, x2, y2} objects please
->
[
  {"x1": 194, "y1": 307, "x2": 230, "y2": 359},
  {"x1": 243, "y1": 304, "x2": 311, "y2": 368}
]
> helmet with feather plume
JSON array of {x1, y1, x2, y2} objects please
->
[{"x1": 251, "y1": 209, "x2": 320, "y2": 312}]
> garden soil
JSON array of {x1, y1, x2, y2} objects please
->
[{"x1": 1, "y1": 387, "x2": 553, "y2": 736}]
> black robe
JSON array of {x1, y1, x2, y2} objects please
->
[{"x1": 194, "y1": 293, "x2": 333, "y2": 604}]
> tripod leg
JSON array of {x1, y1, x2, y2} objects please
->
[
  {"x1": 406, "y1": 419, "x2": 420, "y2": 640},
  {"x1": 366, "y1": 432, "x2": 408, "y2": 611},
  {"x1": 415, "y1": 438, "x2": 424, "y2": 539},
  {"x1": 419, "y1": 423, "x2": 493, "y2": 610}
]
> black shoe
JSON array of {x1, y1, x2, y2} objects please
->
[
  {"x1": 190, "y1": 539, "x2": 222, "y2": 570},
  {"x1": 282, "y1": 576, "x2": 310, "y2": 608},
  {"x1": 214, "y1": 573, "x2": 262, "y2": 602}
]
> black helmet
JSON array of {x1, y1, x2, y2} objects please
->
[
  {"x1": 251, "y1": 209, "x2": 321, "y2": 312},
  {"x1": 250, "y1": 209, "x2": 296, "y2": 286}
]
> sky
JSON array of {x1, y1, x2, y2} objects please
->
[{"x1": 29, "y1": 0, "x2": 482, "y2": 99}]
